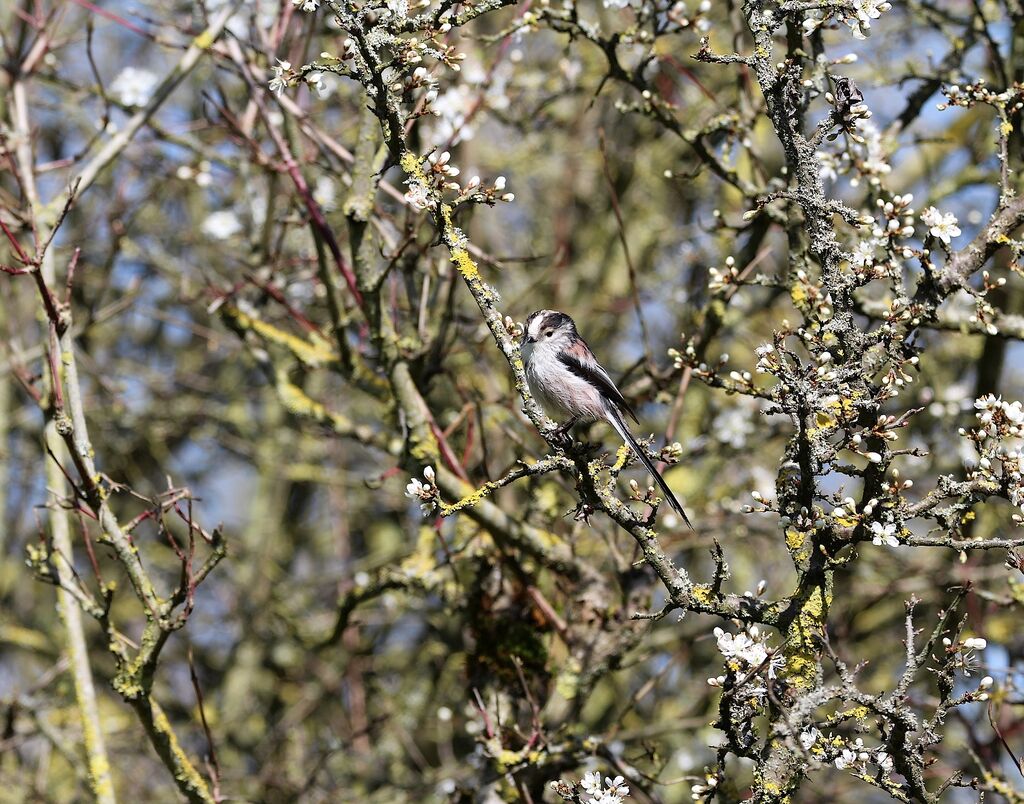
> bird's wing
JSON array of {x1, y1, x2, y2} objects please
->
[{"x1": 557, "y1": 338, "x2": 639, "y2": 424}]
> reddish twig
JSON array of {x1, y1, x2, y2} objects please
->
[
  {"x1": 0, "y1": 218, "x2": 31, "y2": 264},
  {"x1": 188, "y1": 647, "x2": 223, "y2": 801},
  {"x1": 76, "y1": 509, "x2": 104, "y2": 586},
  {"x1": 65, "y1": 0, "x2": 151, "y2": 39},
  {"x1": 244, "y1": 271, "x2": 323, "y2": 335}
]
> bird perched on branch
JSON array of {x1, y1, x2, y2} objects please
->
[{"x1": 521, "y1": 309, "x2": 693, "y2": 529}]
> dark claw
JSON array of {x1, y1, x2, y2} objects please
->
[
  {"x1": 549, "y1": 416, "x2": 579, "y2": 444},
  {"x1": 569, "y1": 502, "x2": 594, "y2": 524},
  {"x1": 551, "y1": 429, "x2": 573, "y2": 447}
]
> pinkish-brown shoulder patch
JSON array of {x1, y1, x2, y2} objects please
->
[{"x1": 565, "y1": 337, "x2": 592, "y2": 362}]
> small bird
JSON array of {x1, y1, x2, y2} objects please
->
[{"x1": 521, "y1": 309, "x2": 693, "y2": 529}]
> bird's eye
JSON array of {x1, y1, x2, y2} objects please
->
[{"x1": 544, "y1": 329, "x2": 554, "y2": 338}]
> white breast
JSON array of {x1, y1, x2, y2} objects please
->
[{"x1": 524, "y1": 342, "x2": 605, "y2": 423}]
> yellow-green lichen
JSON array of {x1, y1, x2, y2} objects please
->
[
  {"x1": 554, "y1": 659, "x2": 582, "y2": 699},
  {"x1": 275, "y1": 374, "x2": 358, "y2": 436},
  {"x1": 782, "y1": 582, "x2": 831, "y2": 690},
  {"x1": 151, "y1": 701, "x2": 213, "y2": 799},
  {"x1": 72, "y1": 661, "x2": 114, "y2": 802},
  {"x1": 408, "y1": 430, "x2": 440, "y2": 464},
  {"x1": 689, "y1": 584, "x2": 713, "y2": 606},
  {"x1": 610, "y1": 443, "x2": 631, "y2": 473},
  {"x1": 790, "y1": 282, "x2": 809, "y2": 311},
  {"x1": 400, "y1": 150, "x2": 426, "y2": 180},
  {"x1": 450, "y1": 248, "x2": 480, "y2": 282},
  {"x1": 495, "y1": 748, "x2": 525, "y2": 772},
  {"x1": 399, "y1": 526, "x2": 440, "y2": 579},
  {"x1": 808, "y1": 394, "x2": 858, "y2": 437},
  {"x1": 784, "y1": 527, "x2": 814, "y2": 565},
  {"x1": 439, "y1": 479, "x2": 497, "y2": 516},
  {"x1": 754, "y1": 778, "x2": 791, "y2": 804},
  {"x1": 193, "y1": 29, "x2": 216, "y2": 49},
  {"x1": 224, "y1": 305, "x2": 336, "y2": 367}
]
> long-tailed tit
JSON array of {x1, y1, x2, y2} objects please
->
[{"x1": 521, "y1": 309, "x2": 693, "y2": 529}]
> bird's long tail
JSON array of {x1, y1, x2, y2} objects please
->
[{"x1": 607, "y1": 408, "x2": 694, "y2": 530}]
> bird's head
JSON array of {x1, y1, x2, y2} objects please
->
[{"x1": 524, "y1": 309, "x2": 577, "y2": 344}]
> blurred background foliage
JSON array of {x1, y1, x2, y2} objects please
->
[{"x1": 1, "y1": 0, "x2": 1023, "y2": 801}]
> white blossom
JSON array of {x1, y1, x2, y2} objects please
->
[
  {"x1": 201, "y1": 210, "x2": 242, "y2": 240},
  {"x1": 803, "y1": 12, "x2": 824, "y2": 34},
  {"x1": 110, "y1": 66, "x2": 159, "y2": 107},
  {"x1": 817, "y1": 150, "x2": 839, "y2": 183},
  {"x1": 921, "y1": 207, "x2": 961, "y2": 244},
  {"x1": 973, "y1": 394, "x2": 1024, "y2": 440},
  {"x1": 870, "y1": 521, "x2": 899, "y2": 547},
  {"x1": 847, "y1": 0, "x2": 891, "y2": 39},
  {"x1": 586, "y1": 775, "x2": 630, "y2": 804},
  {"x1": 580, "y1": 771, "x2": 602, "y2": 795},
  {"x1": 799, "y1": 728, "x2": 818, "y2": 751},
  {"x1": 291, "y1": 0, "x2": 319, "y2": 11},
  {"x1": 754, "y1": 343, "x2": 778, "y2": 374},
  {"x1": 712, "y1": 404, "x2": 755, "y2": 449},
  {"x1": 714, "y1": 627, "x2": 768, "y2": 667},
  {"x1": 269, "y1": 59, "x2": 291, "y2": 95},
  {"x1": 1004, "y1": 401, "x2": 1024, "y2": 425},
  {"x1": 405, "y1": 477, "x2": 427, "y2": 498},
  {"x1": 850, "y1": 241, "x2": 876, "y2": 268},
  {"x1": 403, "y1": 179, "x2": 432, "y2": 211},
  {"x1": 305, "y1": 70, "x2": 334, "y2": 99},
  {"x1": 431, "y1": 85, "x2": 477, "y2": 143},
  {"x1": 404, "y1": 466, "x2": 438, "y2": 514},
  {"x1": 313, "y1": 176, "x2": 337, "y2": 210},
  {"x1": 576, "y1": 770, "x2": 631, "y2": 803},
  {"x1": 834, "y1": 747, "x2": 858, "y2": 769},
  {"x1": 856, "y1": 120, "x2": 892, "y2": 178},
  {"x1": 605, "y1": 775, "x2": 629, "y2": 797}
]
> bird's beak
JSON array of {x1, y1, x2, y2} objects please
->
[{"x1": 525, "y1": 335, "x2": 536, "y2": 343}]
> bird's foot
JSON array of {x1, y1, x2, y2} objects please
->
[
  {"x1": 551, "y1": 435, "x2": 599, "y2": 456},
  {"x1": 548, "y1": 416, "x2": 579, "y2": 446},
  {"x1": 549, "y1": 428, "x2": 573, "y2": 449},
  {"x1": 568, "y1": 502, "x2": 595, "y2": 525}
]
